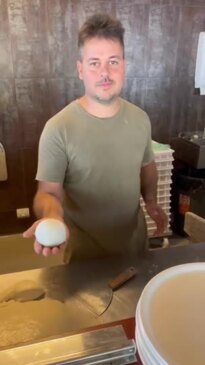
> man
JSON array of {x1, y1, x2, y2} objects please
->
[{"x1": 24, "y1": 13, "x2": 167, "y2": 261}]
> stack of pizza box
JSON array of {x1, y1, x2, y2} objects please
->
[{"x1": 140, "y1": 141, "x2": 174, "y2": 237}]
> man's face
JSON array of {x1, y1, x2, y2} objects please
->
[{"x1": 77, "y1": 37, "x2": 125, "y2": 104}]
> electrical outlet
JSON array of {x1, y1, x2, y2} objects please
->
[{"x1": 16, "y1": 208, "x2": 30, "y2": 219}]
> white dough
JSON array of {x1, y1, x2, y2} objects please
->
[{"x1": 35, "y1": 219, "x2": 66, "y2": 247}]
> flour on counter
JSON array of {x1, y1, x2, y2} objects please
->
[{"x1": 0, "y1": 299, "x2": 70, "y2": 348}]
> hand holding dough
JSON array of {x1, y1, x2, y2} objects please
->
[{"x1": 35, "y1": 218, "x2": 67, "y2": 247}]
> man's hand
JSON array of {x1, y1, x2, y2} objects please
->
[
  {"x1": 23, "y1": 219, "x2": 69, "y2": 257},
  {"x1": 145, "y1": 201, "x2": 168, "y2": 236}
]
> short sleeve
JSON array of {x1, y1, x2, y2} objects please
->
[
  {"x1": 36, "y1": 120, "x2": 68, "y2": 183},
  {"x1": 142, "y1": 114, "x2": 154, "y2": 166}
]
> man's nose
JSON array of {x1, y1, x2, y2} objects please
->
[{"x1": 99, "y1": 63, "x2": 109, "y2": 78}]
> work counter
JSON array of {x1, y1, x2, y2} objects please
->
[{"x1": 0, "y1": 242, "x2": 205, "y2": 364}]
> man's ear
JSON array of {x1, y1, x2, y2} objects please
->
[{"x1": 76, "y1": 60, "x2": 83, "y2": 80}]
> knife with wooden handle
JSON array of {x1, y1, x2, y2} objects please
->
[{"x1": 108, "y1": 266, "x2": 138, "y2": 291}]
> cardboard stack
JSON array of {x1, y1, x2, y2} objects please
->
[{"x1": 140, "y1": 141, "x2": 174, "y2": 237}]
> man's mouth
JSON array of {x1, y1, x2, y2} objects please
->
[{"x1": 97, "y1": 81, "x2": 113, "y2": 88}]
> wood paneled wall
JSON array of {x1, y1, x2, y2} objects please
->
[{"x1": 0, "y1": 0, "x2": 205, "y2": 233}]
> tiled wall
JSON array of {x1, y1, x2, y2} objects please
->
[{"x1": 0, "y1": 0, "x2": 205, "y2": 233}]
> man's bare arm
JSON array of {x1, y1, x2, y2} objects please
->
[
  {"x1": 34, "y1": 181, "x2": 64, "y2": 220},
  {"x1": 141, "y1": 161, "x2": 168, "y2": 235},
  {"x1": 141, "y1": 160, "x2": 158, "y2": 205}
]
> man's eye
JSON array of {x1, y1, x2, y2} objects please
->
[
  {"x1": 89, "y1": 62, "x2": 99, "y2": 67},
  {"x1": 110, "y1": 60, "x2": 119, "y2": 65}
]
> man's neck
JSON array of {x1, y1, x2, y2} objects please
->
[{"x1": 78, "y1": 96, "x2": 121, "y2": 118}]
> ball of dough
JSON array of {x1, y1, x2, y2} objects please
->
[{"x1": 35, "y1": 218, "x2": 66, "y2": 247}]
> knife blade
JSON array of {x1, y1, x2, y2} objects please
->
[{"x1": 76, "y1": 266, "x2": 137, "y2": 316}]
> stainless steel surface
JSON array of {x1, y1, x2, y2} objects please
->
[
  {"x1": 68, "y1": 260, "x2": 115, "y2": 316},
  {"x1": 76, "y1": 285, "x2": 113, "y2": 316},
  {"x1": 77, "y1": 267, "x2": 138, "y2": 316},
  {"x1": 0, "y1": 325, "x2": 136, "y2": 365},
  {"x1": 0, "y1": 243, "x2": 205, "y2": 350}
]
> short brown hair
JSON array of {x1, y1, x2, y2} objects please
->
[{"x1": 78, "y1": 13, "x2": 124, "y2": 51}]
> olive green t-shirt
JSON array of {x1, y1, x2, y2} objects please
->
[{"x1": 36, "y1": 98, "x2": 154, "y2": 261}]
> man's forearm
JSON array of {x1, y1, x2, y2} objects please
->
[
  {"x1": 140, "y1": 160, "x2": 158, "y2": 204},
  {"x1": 140, "y1": 161, "x2": 168, "y2": 234},
  {"x1": 33, "y1": 191, "x2": 64, "y2": 220}
]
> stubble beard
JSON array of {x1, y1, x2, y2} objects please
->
[
  {"x1": 93, "y1": 77, "x2": 121, "y2": 105},
  {"x1": 94, "y1": 93, "x2": 119, "y2": 105}
]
